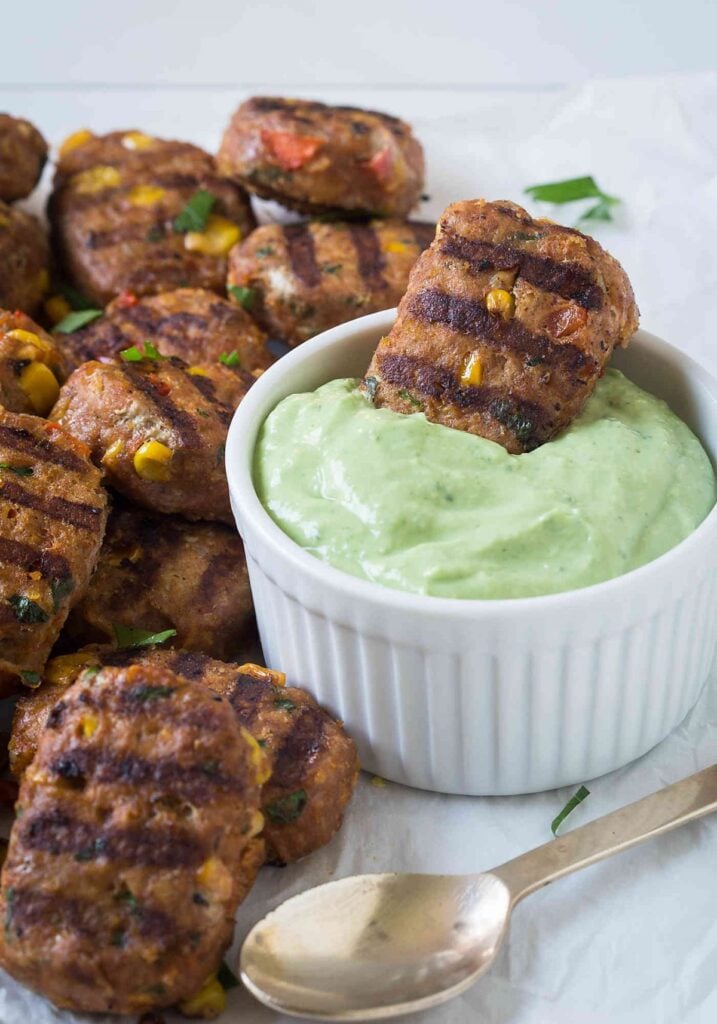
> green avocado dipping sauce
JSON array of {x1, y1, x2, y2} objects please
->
[{"x1": 254, "y1": 370, "x2": 716, "y2": 600}]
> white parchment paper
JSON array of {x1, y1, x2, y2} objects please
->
[{"x1": 0, "y1": 72, "x2": 715, "y2": 1024}]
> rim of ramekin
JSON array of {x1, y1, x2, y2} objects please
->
[{"x1": 226, "y1": 309, "x2": 717, "y2": 620}]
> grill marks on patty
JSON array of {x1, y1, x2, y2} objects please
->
[
  {"x1": 7, "y1": 888, "x2": 175, "y2": 943},
  {"x1": 282, "y1": 223, "x2": 322, "y2": 287},
  {"x1": 409, "y1": 288, "x2": 596, "y2": 377},
  {"x1": 377, "y1": 351, "x2": 550, "y2": 447},
  {"x1": 0, "y1": 476, "x2": 104, "y2": 532},
  {"x1": 21, "y1": 807, "x2": 205, "y2": 868},
  {"x1": 440, "y1": 230, "x2": 604, "y2": 310},
  {"x1": 49, "y1": 746, "x2": 241, "y2": 801},
  {"x1": 0, "y1": 537, "x2": 70, "y2": 583},
  {"x1": 118, "y1": 362, "x2": 203, "y2": 447},
  {"x1": 348, "y1": 223, "x2": 387, "y2": 290},
  {"x1": 162, "y1": 652, "x2": 330, "y2": 793},
  {"x1": 0, "y1": 425, "x2": 89, "y2": 474}
]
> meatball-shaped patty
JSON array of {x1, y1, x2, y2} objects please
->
[
  {"x1": 0, "y1": 309, "x2": 69, "y2": 416},
  {"x1": 65, "y1": 501, "x2": 254, "y2": 658},
  {"x1": 0, "y1": 114, "x2": 48, "y2": 201},
  {"x1": 0, "y1": 411, "x2": 107, "y2": 695},
  {"x1": 11, "y1": 649, "x2": 360, "y2": 865},
  {"x1": 57, "y1": 286, "x2": 273, "y2": 373},
  {"x1": 218, "y1": 96, "x2": 425, "y2": 217},
  {"x1": 365, "y1": 199, "x2": 639, "y2": 453},
  {"x1": 228, "y1": 218, "x2": 434, "y2": 346},
  {"x1": 51, "y1": 355, "x2": 252, "y2": 522},
  {"x1": 0, "y1": 114, "x2": 46, "y2": 201},
  {"x1": 0, "y1": 663, "x2": 265, "y2": 1015},
  {"x1": 49, "y1": 128, "x2": 256, "y2": 306},
  {"x1": 0, "y1": 201, "x2": 49, "y2": 314}
]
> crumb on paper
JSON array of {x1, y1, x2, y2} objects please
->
[{"x1": 371, "y1": 775, "x2": 387, "y2": 788}]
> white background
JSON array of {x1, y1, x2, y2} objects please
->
[
  {"x1": 1, "y1": 5, "x2": 717, "y2": 1024},
  {"x1": 1, "y1": 0, "x2": 716, "y2": 88}
]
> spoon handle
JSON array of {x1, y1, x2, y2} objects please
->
[{"x1": 492, "y1": 763, "x2": 717, "y2": 905}]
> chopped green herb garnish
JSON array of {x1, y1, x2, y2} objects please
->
[
  {"x1": 201, "y1": 760, "x2": 220, "y2": 776},
  {"x1": 54, "y1": 308, "x2": 103, "y2": 333},
  {"x1": 19, "y1": 670, "x2": 41, "y2": 688},
  {"x1": 112, "y1": 624, "x2": 177, "y2": 649},
  {"x1": 273, "y1": 697, "x2": 296, "y2": 712},
  {"x1": 363, "y1": 376, "x2": 378, "y2": 403},
  {"x1": 145, "y1": 226, "x2": 163, "y2": 243},
  {"x1": 257, "y1": 738, "x2": 267, "y2": 748},
  {"x1": 255, "y1": 245, "x2": 275, "y2": 258},
  {"x1": 264, "y1": 789, "x2": 307, "y2": 824},
  {"x1": 323, "y1": 263, "x2": 342, "y2": 275},
  {"x1": 227, "y1": 284, "x2": 256, "y2": 310},
  {"x1": 0, "y1": 462, "x2": 33, "y2": 476},
  {"x1": 114, "y1": 884, "x2": 140, "y2": 913},
  {"x1": 50, "y1": 576, "x2": 73, "y2": 611},
  {"x1": 551, "y1": 785, "x2": 590, "y2": 835},
  {"x1": 524, "y1": 176, "x2": 620, "y2": 226},
  {"x1": 218, "y1": 350, "x2": 240, "y2": 367},
  {"x1": 129, "y1": 684, "x2": 176, "y2": 702},
  {"x1": 110, "y1": 928, "x2": 126, "y2": 948},
  {"x1": 119, "y1": 345, "x2": 143, "y2": 362},
  {"x1": 74, "y1": 837, "x2": 107, "y2": 862},
  {"x1": 217, "y1": 960, "x2": 240, "y2": 991},
  {"x1": 216, "y1": 442, "x2": 226, "y2": 466},
  {"x1": 142, "y1": 341, "x2": 164, "y2": 360},
  {"x1": 173, "y1": 189, "x2": 215, "y2": 233},
  {"x1": 119, "y1": 340, "x2": 164, "y2": 362},
  {"x1": 8, "y1": 595, "x2": 48, "y2": 624},
  {"x1": 398, "y1": 389, "x2": 422, "y2": 409},
  {"x1": 57, "y1": 282, "x2": 95, "y2": 311}
]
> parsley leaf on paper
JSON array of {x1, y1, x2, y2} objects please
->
[
  {"x1": 551, "y1": 785, "x2": 590, "y2": 835},
  {"x1": 524, "y1": 176, "x2": 620, "y2": 226}
]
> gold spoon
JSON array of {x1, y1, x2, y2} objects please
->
[{"x1": 240, "y1": 764, "x2": 717, "y2": 1020}]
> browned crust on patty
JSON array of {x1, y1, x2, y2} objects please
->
[
  {"x1": 0, "y1": 201, "x2": 50, "y2": 315},
  {"x1": 50, "y1": 355, "x2": 252, "y2": 522},
  {"x1": 0, "y1": 411, "x2": 107, "y2": 695},
  {"x1": 57, "y1": 287, "x2": 273, "y2": 373},
  {"x1": 0, "y1": 663, "x2": 264, "y2": 1014},
  {"x1": 49, "y1": 129, "x2": 256, "y2": 306},
  {"x1": 65, "y1": 501, "x2": 254, "y2": 659},
  {"x1": 218, "y1": 96, "x2": 424, "y2": 217},
  {"x1": 0, "y1": 114, "x2": 48, "y2": 201},
  {"x1": 364, "y1": 199, "x2": 639, "y2": 452},
  {"x1": 228, "y1": 218, "x2": 434, "y2": 345},
  {"x1": 11, "y1": 648, "x2": 360, "y2": 865}
]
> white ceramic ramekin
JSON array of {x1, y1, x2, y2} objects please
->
[{"x1": 226, "y1": 310, "x2": 717, "y2": 795}]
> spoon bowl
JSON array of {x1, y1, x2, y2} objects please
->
[{"x1": 241, "y1": 871, "x2": 511, "y2": 1019}]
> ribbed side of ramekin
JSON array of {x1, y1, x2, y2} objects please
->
[
  {"x1": 242, "y1": 542, "x2": 717, "y2": 795},
  {"x1": 227, "y1": 312, "x2": 717, "y2": 795}
]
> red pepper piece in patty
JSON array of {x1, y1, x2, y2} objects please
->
[
  {"x1": 260, "y1": 130, "x2": 323, "y2": 171},
  {"x1": 364, "y1": 145, "x2": 393, "y2": 183}
]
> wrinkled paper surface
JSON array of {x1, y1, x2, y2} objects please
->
[{"x1": 1, "y1": 72, "x2": 716, "y2": 1024}]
